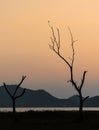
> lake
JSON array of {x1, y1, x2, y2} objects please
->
[{"x1": 0, "y1": 107, "x2": 99, "y2": 112}]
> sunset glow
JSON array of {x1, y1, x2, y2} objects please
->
[{"x1": 0, "y1": 0, "x2": 99, "y2": 98}]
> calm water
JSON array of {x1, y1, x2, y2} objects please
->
[{"x1": 0, "y1": 107, "x2": 99, "y2": 112}]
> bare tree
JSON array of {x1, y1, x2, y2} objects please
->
[
  {"x1": 48, "y1": 22, "x2": 89, "y2": 121},
  {"x1": 3, "y1": 76, "x2": 26, "y2": 120}
]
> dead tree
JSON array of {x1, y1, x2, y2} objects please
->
[
  {"x1": 48, "y1": 22, "x2": 89, "y2": 121},
  {"x1": 3, "y1": 76, "x2": 26, "y2": 120}
]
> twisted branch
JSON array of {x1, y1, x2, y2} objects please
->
[{"x1": 48, "y1": 22, "x2": 88, "y2": 102}]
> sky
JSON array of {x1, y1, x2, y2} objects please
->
[{"x1": 0, "y1": 0, "x2": 99, "y2": 98}]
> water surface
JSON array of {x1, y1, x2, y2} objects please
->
[{"x1": 0, "y1": 107, "x2": 99, "y2": 112}]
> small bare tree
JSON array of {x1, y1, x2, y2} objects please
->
[
  {"x1": 3, "y1": 76, "x2": 26, "y2": 120},
  {"x1": 48, "y1": 22, "x2": 89, "y2": 121}
]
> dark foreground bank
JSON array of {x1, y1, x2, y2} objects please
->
[{"x1": 0, "y1": 111, "x2": 99, "y2": 130}]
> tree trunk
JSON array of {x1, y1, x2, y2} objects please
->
[
  {"x1": 79, "y1": 96, "x2": 84, "y2": 122},
  {"x1": 12, "y1": 98, "x2": 17, "y2": 121}
]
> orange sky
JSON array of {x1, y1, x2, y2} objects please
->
[{"x1": 0, "y1": 0, "x2": 99, "y2": 98}]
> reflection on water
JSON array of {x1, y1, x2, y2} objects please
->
[{"x1": 0, "y1": 107, "x2": 99, "y2": 112}]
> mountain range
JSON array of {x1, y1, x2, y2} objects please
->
[{"x1": 0, "y1": 85, "x2": 99, "y2": 107}]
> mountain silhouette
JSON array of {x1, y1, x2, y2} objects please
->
[
  {"x1": 0, "y1": 85, "x2": 98, "y2": 107},
  {"x1": 0, "y1": 85, "x2": 67, "y2": 107},
  {"x1": 84, "y1": 96, "x2": 99, "y2": 107}
]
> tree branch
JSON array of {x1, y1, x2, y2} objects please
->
[
  {"x1": 68, "y1": 27, "x2": 77, "y2": 67},
  {"x1": 80, "y1": 71, "x2": 87, "y2": 90},
  {"x1": 48, "y1": 22, "x2": 71, "y2": 68},
  {"x1": 57, "y1": 28, "x2": 60, "y2": 53},
  {"x1": 83, "y1": 96, "x2": 89, "y2": 102},
  {"x1": 69, "y1": 79, "x2": 79, "y2": 92},
  {"x1": 15, "y1": 89, "x2": 26, "y2": 99},
  {"x1": 13, "y1": 76, "x2": 26, "y2": 97},
  {"x1": 3, "y1": 83, "x2": 12, "y2": 98}
]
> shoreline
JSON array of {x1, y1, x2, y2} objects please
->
[{"x1": 0, "y1": 107, "x2": 99, "y2": 112}]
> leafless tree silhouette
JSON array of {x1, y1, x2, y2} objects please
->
[
  {"x1": 48, "y1": 21, "x2": 89, "y2": 121},
  {"x1": 3, "y1": 76, "x2": 26, "y2": 121}
]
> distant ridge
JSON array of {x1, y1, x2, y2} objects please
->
[
  {"x1": 0, "y1": 85, "x2": 98, "y2": 107},
  {"x1": 0, "y1": 85, "x2": 67, "y2": 107}
]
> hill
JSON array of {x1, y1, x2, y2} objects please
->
[
  {"x1": 0, "y1": 85, "x2": 99, "y2": 107},
  {"x1": 0, "y1": 85, "x2": 67, "y2": 107}
]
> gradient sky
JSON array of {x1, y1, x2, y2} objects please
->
[{"x1": 0, "y1": 0, "x2": 99, "y2": 98}]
